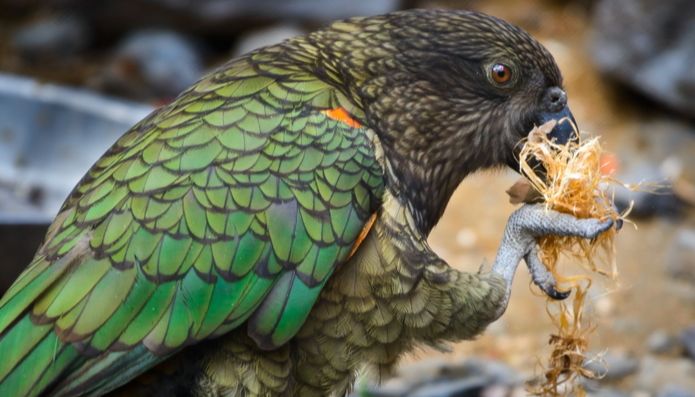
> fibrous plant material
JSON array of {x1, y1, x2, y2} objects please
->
[{"x1": 509, "y1": 120, "x2": 629, "y2": 397}]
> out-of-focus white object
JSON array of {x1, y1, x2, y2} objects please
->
[{"x1": 0, "y1": 73, "x2": 152, "y2": 223}]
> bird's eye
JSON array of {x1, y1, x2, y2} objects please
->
[{"x1": 490, "y1": 63, "x2": 512, "y2": 85}]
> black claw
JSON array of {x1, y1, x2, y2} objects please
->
[
  {"x1": 544, "y1": 285, "x2": 571, "y2": 300},
  {"x1": 591, "y1": 218, "x2": 614, "y2": 240}
]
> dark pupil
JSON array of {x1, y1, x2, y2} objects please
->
[{"x1": 494, "y1": 65, "x2": 507, "y2": 78}]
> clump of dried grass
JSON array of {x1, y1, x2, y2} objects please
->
[{"x1": 509, "y1": 120, "x2": 630, "y2": 397}]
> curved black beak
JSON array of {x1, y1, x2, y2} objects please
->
[
  {"x1": 537, "y1": 86, "x2": 578, "y2": 145},
  {"x1": 507, "y1": 87, "x2": 579, "y2": 174},
  {"x1": 538, "y1": 105, "x2": 578, "y2": 145}
]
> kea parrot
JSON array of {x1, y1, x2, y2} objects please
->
[{"x1": 0, "y1": 9, "x2": 615, "y2": 396}]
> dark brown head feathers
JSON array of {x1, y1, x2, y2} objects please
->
[{"x1": 302, "y1": 9, "x2": 566, "y2": 232}]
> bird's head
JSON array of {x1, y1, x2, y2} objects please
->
[{"x1": 307, "y1": 9, "x2": 577, "y2": 232}]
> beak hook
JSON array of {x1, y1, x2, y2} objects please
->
[{"x1": 539, "y1": 106, "x2": 578, "y2": 145}]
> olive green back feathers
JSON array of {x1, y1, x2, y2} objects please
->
[{"x1": 0, "y1": 41, "x2": 383, "y2": 396}]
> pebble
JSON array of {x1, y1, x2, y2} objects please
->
[
  {"x1": 647, "y1": 330, "x2": 682, "y2": 355},
  {"x1": 584, "y1": 351, "x2": 639, "y2": 382},
  {"x1": 580, "y1": 377, "x2": 602, "y2": 393},
  {"x1": 612, "y1": 161, "x2": 681, "y2": 219},
  {"x1": 11, "y1": 16, "x2": 88, "y2": 59},
  {"x1": 97, "y1": 30, "x2": 204, "y2": 99},
  {"x1": 666, "y1": 230, "x2": 695, "y2": 285},
  {"x1": 657, "y1": 385, "x2": 695, "y2": 397},
  {"x1": 591, "y1": 0, "x2": 695, "y2": 117},
  {"x1": 481, "y1": 385, "x2": 518, "y2": 397},
  {"x1": 362, "y1": 357, "x2": 525, "y2": 397},
  {"x1": 395, "y1": 358, "x2": 447, "y2": 385},
  {"x1": 441, "y1": 357, "x2": 523, "y2": 386},
  {"x1": 588, "y1": 388, "x2": 630, "y2": 397},
  {"x1": 680, "y1": 326, "x2": 695, "y2": 361},
  {"x1": 409, "y1": 377, "x2": 488, "y2": 397},
  {"x1": 367, "y1": 377, "x2": 412, "y2": 397},
  {"x1": 634, "y1": 356, "x2": 695, "y2": 393}
]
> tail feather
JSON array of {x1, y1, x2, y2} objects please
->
[
  {"x1": 52, "y1": 345, "x2": 163, "y2": 397},
  {"x1": 0, "y1": 255, "x2": 72, "y2": 333},
  {"x1": 0, "y1": 316, "x2": 82, "y2": 397},
  {"x1": 0, "y1": 235, "x2": 89, "y2": 396}
]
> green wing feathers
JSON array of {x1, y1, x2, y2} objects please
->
[{"x1": 0, "y1": 50, "x2": 384, "y2": 396}]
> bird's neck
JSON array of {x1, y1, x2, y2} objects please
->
[
  {"x1": 281, "y1": 30, "x2": 497, "y2": 235},
  {"x1": 380, "y1": 147, "x2": 472, "y2": 235},
  {"x1": 280, "y1": 21, "x2": 392, "y2": 108}
]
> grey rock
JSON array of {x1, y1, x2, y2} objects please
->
[
  {"x1": 580, "y1": 377, "x2": 602, "y2": 393},
  {"x1": 409, "y1": 377, "x2": 488, "y2": 397},
  {"x1": 11, "y1": 16, "x2": 88, "y2": 58},
  {"x1": 365, "y1": 357, "x2": 522, "y2": 396},
  {"x1": 657, "y1": 385, "x2": 695, "y2": 397},
  {"x1": 611, "y1": 119, "x2": 695, "y2": 220},
  {"x1": 0, "y1": 72, "x2": 151, "y2": 221},
  {"x1": 481, "y1": 385, "x2": 524, "y2": 397},
  {"x1": 666, "y1": 230, "x2": 695, "y2": 284},
  {"x1": 588, "y1": 388, "x2": 630, "y2": 397},
  {"x1": 647, "y1": 330, "x2": 682, "y2": 355},
  {"x1": 97, "y1": 30, "x2": 204, "y2": 99},
  {"x1": 635, "y1": 356, "x2": 695, "y2": 393},
  {"x1": 681, "y1": 326, "x2": 695, "y2": 361},
  {"x1": 441, "y1": 357, "x2": 522, "y2": 386},
  {"x1": 395, "y1": 358, "x2": 448, "y2": 386},
  {"x1": 612, "y1": 161, "x2": 682, "y2": 219},
  {"x1": 583, "y1": 351, "x2": 639, "y2": 382},
  {"x1": 362, "y1": 377, "x2": 412, "y2": 397},
  {"x1": 591, "y1": 0, "x2": 695, "y2": 117},
  {"x1": 233, "y1": 25, "x2": 305, "y2": 57}
]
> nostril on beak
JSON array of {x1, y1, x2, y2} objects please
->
[{"x1": 543, "y1": 87, "x2": 567, "y2": 113}]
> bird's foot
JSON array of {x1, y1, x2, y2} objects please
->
[
  {"x1": 516, "y1": 203, "x2": 613, "y2": 299},
  {"x1": 492, "y1": 203, "x2": 615, "y2": 302},
  {"x1": 525, "y1": 245, "x2": 569, "y2": 300}
]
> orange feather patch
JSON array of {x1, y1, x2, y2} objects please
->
[
  {"x1": 347, "y1": 213, "x2": 376, "y2": 260},
  {"x1": 322, "y1": 107, "x2": 362, "y2": 129}
]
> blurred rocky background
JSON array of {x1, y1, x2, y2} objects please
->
[{"x1": 1, "y1": 0, "x2": 694, "y2": 396}]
